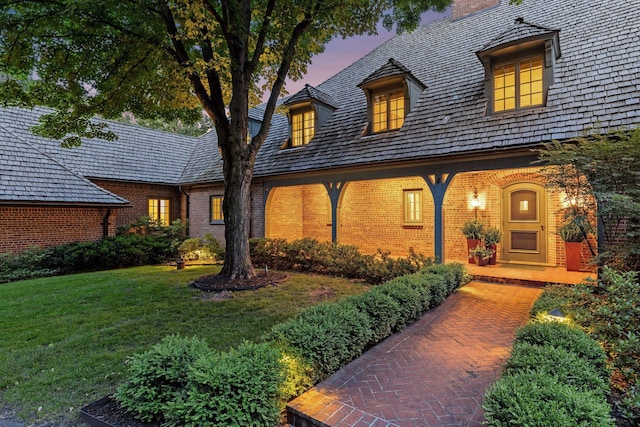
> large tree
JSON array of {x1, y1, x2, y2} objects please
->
[{"x1": 0, "y1": 0, "x2": 449, "y2": 279}]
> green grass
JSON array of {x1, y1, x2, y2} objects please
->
[{"x1": 0, "y1": 265, "x2": 367, "y2": 425}]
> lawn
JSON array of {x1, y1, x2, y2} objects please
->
[{"x1": 0, "y1": 265, "x2": 368, "y2": 425}]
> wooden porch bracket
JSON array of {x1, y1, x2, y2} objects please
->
[
  {"x1": 423, "y1": 172, "x2": 456, "y2": 263},
  {"x1": 323, "y1": 181, "x2": 347, "y2": 243}
]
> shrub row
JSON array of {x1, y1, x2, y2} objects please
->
[
  {"x1": 0, "y1": 219, "x2": 187, "y2": 283},
  {"x1": 483, "y1": 321, "x2": 614, "y2": 427},
  {"x1": 528, "y1": 269, "x2": 640, "y2": 423},
  {"x1": 115, "y1": 263, "x2": 469, "y2": 425},
  {"x1": 249, "y1": 237, "x2": 434, "y2": 284}
]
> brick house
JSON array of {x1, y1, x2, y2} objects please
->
[{"x1": 2, "y1": 0, "x2": 639, "y2": 270}]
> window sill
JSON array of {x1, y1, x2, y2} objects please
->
[
  {"x1": 209, "y1": 221, "x2": 224, "y2": 225},
  {"x1": 402, "y1": 224, "x2": 424, "y2": 229}
]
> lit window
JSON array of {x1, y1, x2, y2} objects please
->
[
  {"x1": 148, "y1": 198, "x2": 171, "y2": 226},
  {"x1": 372, "y1": 89, "x2": 405, "y2": 133},
  {"x1": 211, "y1": 196, "x2": 224, "y2": 222},
  {"x1": 404, "y1": 190, "x2": 422, "y2": 224},
  {"x1": 291, "y1": 109, "x2": 315, "y2": 147},
  {"x1": 494, "y1": 55, "x2": 543, "y2": 112}
]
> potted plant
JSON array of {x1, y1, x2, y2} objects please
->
[
  {"x1": 484, "y1": 226, "x2": 502, "y2": 265},
  {"x1": 469, "y1": 244, "x2": 494, "y2": 266},
  {"x1": 558, "y1": 220, "x2": 588, "y2": 271},
  {"x1": 461, "y1": 219, "x2": 485, "y2": 264}
]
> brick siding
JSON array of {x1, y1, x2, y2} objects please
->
[
  {"x1": 91, "y1": 180, "x2": 183, "y2": 229},
  {"x1": 0, "y1": 206, "x2": 117, "y2": 253}
]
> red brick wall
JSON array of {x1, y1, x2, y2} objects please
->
[
  {"x1": 91, "y1": 180, "x2": 183, "y2": 229},
  {"x1": 266, "y1": 184, "x2": 332, "y2": 243},
  {"x1": 0, "y1": 206, "x2": 117, "y2": 253},
  {"x1": 185, "y1": 184, "x2": 226, "y2": 244},
  {"x1": 452, "y1": 0, "x2": 500, "y2": 19},
  {"x1": 340, "y1": 178, "x2": 434, "y2": 256}
]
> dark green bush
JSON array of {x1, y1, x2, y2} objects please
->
[
  {"x1": 249, "y1": 238, "x2": 433, "y2": 284},
  {"x1": 505, "y1": 342, "x2": 609, "y2": 396},
  {"x1": 270, "y1": 302, "x2": 372, "y2": 382},
  {"x1": 371, "y1": 279, "x2": 424, "y2": 329},
  {"x1": 343, "y1": 291, "x2": 401, "y2": 344},
  {"x1": 114, "y1": 335, "x2": 212, "y2": 422},
  {"x1": 164, "y1": 341, "x2": 284, "y2": 427},
  {"x1": 529, "y1": 284, "x2": 579, "y2": 318},
  {"x1": 483, "y1": 371, "x2": 615, "y2": 427},
  {"x1": 515, "y1": 321, "x2": 608, "y2": 376}
]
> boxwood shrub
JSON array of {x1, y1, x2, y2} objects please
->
[
  {"x1": 515, "y1": 321, "x2": 608, "y2": 376},
  {"x1": 116, "y1": 263, "x2": 468, "y2": 425},
  {"x1": 504, "y1": 342, "x2": 609, "y2": 396},
  {"x1": 483, "y1": 371, "x2": 615, "y2": 427}
]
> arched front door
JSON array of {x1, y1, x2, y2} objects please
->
[{"x1": 502, "y1": 183, "x2": 547, "y2": 264}]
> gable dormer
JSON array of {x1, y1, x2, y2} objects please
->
[
  {"x1": 358, "y1": 58, "x2": 425, "y2": 134},
  {"x1": 283, "y1": 84, "x2": 337, "y2": 148},
  {"x1": 477, "y1": 18, "x2": 560, "y2": 114}
]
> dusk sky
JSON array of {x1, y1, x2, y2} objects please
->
[{"x1": 282, "y1": 8, "x2": 452, "y2": 96}]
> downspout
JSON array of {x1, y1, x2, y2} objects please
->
[
  {"x1": 102, "y1": 208, "x2": 112, "y2": 238},
  {"x1": 179, "y1": 186, "x2": 190, "y2": 236}
]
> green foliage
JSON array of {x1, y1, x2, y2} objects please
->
[
  {"x1": 0, "y1": 248, "x2": 59, "y2": 283},
  {"x1": 270, "y1": 302, "x2": 373, "y2": 383},
  {"x1": 515, "y1": 321, "x2": 608, "y2": 375},
  {"x1": 483, "y1": 371, "x2": 615, "y2": 427},
  {"x1": 483, "y1": 226, "x2": 503, "y2": 245},
  {"x1": 114, "y1": 335, "x2": 212, "y2": 422},
  {"x1": 460, "y1": 218, "x2": 484, "y2": 239},
  {"x1": 538, "y1": 127, "x2": 640, "y2": 270},
  {"x1": 343, "y1": 292, "x2": 401, "y2": 344},
  {"x1": 249, "y1": 238, "x2": 434, "y2": 284},
  {"x1": 163, "y1": 341, "x2": 285, "y2": 427},
  {"x1": 529, "y1": 284, "x2": 577, "y2": 317},
  {"x1": 178, "y1": 233, "x2": 224, "y2": 262},
  {"x1": 572, "y1": 268, "x2": 640, "y2": 420},
  {"x1": 558, "y1": 219, "x2": 589, "y2": 242},
  {"x1": 505, "y1": 342, "x2": 609, "y2": 396}
]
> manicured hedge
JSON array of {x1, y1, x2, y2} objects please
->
[
  {"x1": 249, "y1": 237, "x2": 435, "y2": 284},
  {"x1": 483, "y1": 320, "x2": 613, "y2": 427},
  {"x1": 117, "y1": 263, "x2": 469, "y2": 425}
]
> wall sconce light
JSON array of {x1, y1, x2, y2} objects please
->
[
  {"x1": 471, "y1": 189, "x2": 480, "y2": 218},
  {"x1": 471, "y1": 190, "x2": 480, "y2": 209}
]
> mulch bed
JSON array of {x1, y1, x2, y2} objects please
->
[
  {"x1": 190, "y1": 270, "x2": 288, "y2": 292},
  {"x1": 80, "y1": 396, "x2": 159, "y2": 427}
]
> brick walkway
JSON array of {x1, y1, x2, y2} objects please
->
[{"x1": 287, "y1": 282, "x2": 542, "y2": 427}]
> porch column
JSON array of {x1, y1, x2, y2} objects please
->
[
  {"x1": 323, "y1": 181, "x2": 347, "y2": 243},
  {"x1": 423, "y1": 173, "x2": 456, "y2": 263}
]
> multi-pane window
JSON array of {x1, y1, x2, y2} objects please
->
[
  {"x1": 403, "y1": 190, "x2": 422, "y2": 224},
  {"x1": 291, "y1": 109, "x2": 315, "y2": 147},
  {"x1": 372, "y1": 90, "x2": 405, "y2": 133},
  {"x1": 211, "y1": 196, "x2": 224, "y2": 222},
  {"x1": 494, "y1": 55, "x2": 543, "y2": 112},
  {"x1": 148, "y1": 198, "x2": 170, "y2": 226}
]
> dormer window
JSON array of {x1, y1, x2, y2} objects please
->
[
  {"x1": 358, "y1": 58, "x2": 425, "y2": 135},
  {"x1": 493, "y1": 54, "x2": 543, "y2": 112},
  {"x1": 477, "y1": 18, "x2": 560, "y2": 115},
  {"x1": 373, "y1": 89, "x2": 405, "y2": 132},
  {"x1": 283, "y1": 84, "x2": 337, "y2": 149},
  {"x1": 291, "y1": 108, "x2": 315, "y2": 147}
]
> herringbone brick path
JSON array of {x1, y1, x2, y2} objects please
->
[{"x1": 287, "y1": 282, "x2": 542, "y2": 427}]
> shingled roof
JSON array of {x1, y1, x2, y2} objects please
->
[
  {"x1": 0, "y1": 124, "x2": 128, "y2": 206},
  {"x1": 478, "y1": 17, "x2": 560, "y2": 54},
  {"x1": 284, "y1": 84, "x2": 338, "y2": 109},
  {"x1": 357, "y1": 58, "x2": 422, "y2": 88},
  {"x1": 182, "y1": 0, "x2": 640, "y2": 184}
]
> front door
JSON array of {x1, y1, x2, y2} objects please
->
[{"x1": 502, "y1": 183, "x2": 547, "y2": 264}]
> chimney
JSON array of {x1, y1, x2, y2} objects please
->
[{"x1": 452, "y1": 0, "x2": 500, "y2": 20}]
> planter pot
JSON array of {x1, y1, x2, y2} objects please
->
[
  {"x1": 176, "y1": 259, "x2": 185, "y2": 270},
  {"x1": 565, "y1": 241, "x2": 582, "y2": 271},
  {"x1": 474, "y1": 255, "x2": 490, "y2": 266},
  {"x1": 488, "y1": 244, "x2": 497, "y2": 265},
  {"x1": 467, "y1": 239, "x2": 481, "y2": 264}
]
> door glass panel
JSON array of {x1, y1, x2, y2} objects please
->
[
  {"x1": 511, "y1": 231, "x2": 538, "y2": 251},
  {"x1": 510, "y1": 190, "x2": 537, "y2": 221}
]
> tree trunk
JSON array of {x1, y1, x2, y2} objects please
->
[{"x1": 219, "y1": 151, "x2": 256, "y2": 279}]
